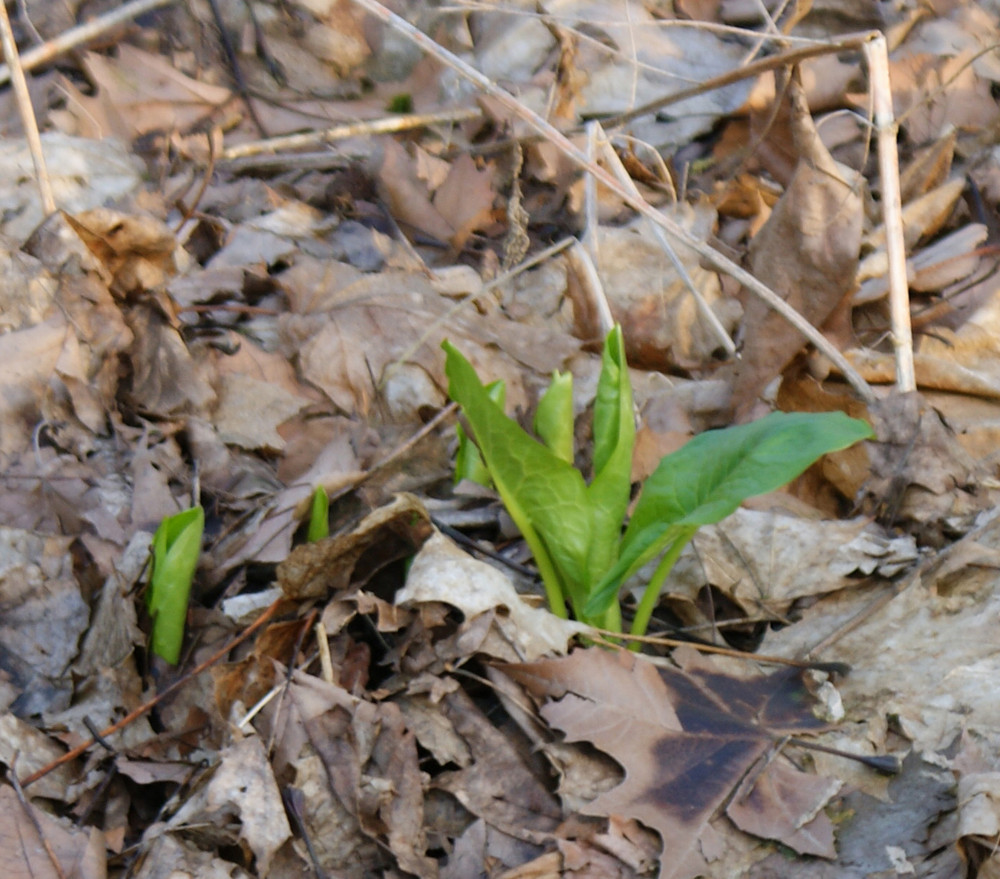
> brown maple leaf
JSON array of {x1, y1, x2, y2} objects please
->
[{"x1": 501, "y1": 647, "x2": 840, "y2": 879}]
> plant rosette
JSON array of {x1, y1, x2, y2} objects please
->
[{"x1": 443, "y1": 326, "x2": 873, "y2": 640}]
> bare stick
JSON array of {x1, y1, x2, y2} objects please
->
[
  {"x1": 0, "y1": 0, "x2": 179, "y2": 87},
  {"x1": 0, "y1": 1, "x2": 54, "y2": 214},
  {"x1": 865, "y1": 35, "x2": 915, "y2": 392},
  {"x1": 594, "y1": 121, "x2": 736, "y2": 355},
  {"x1": 222, "y1": 107, "x2": 482, "y2": 160},
  {"x1": 350, "y1": 0, "x2": 878, "y2": 404},
  {"x1": 600, "y1": 33, "x2": 873, "y2": 129}
]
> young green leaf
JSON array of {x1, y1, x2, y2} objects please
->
[
  {"x1": 584, "y1": 411, "x2": 874, "y2": 619},
  {"x1": 534, "y1": 371, "x2": 574, "y2": 464},
  {"x1": 455, "y1": 380, "x2": 505, "y2": 487},
  {"x1": 443, "y1": 341, "x2": 593, "y2": 616},
  {"x1": 307, "y1": 486, "x2": 330, "y2": 542},
  {"x1": 147, "y1": 505, "x2": 205, "y2": 665},
  {"x1": 582, "y1": 326, "x2": 635, "y2": 627}
]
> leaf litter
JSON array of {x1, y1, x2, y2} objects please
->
[{"x1": 3, "y1": 0, "x2": 1000, "y2": 877}]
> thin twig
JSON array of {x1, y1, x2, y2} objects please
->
[
  {"x1": 865, "y1": 35, "x2": 915, "y2": 392},
  {"x1": 222, "y1": 107, "x2": 482, "y2": 160},
  {"x1": 0, "y1": 0, "x2": 179, "y2": 87},
  {"x1": 586, "y1": 626, "x2": 850, "y2": 674},
  {"x1": 593, "y1": 121, "x2": 736, "y2": 355},
  {"x1": 349, "y1": 0, "x2": 878, "y2": 404},
  {"x1": 601, "y1": 33, "x2": 874, "y2": 129},
  {"x1": 0, "y1": 0, "x2": 54, "y2": 215}
]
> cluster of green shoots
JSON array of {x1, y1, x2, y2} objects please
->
[
  {"x1": 144, "y1": 327, "x2": 871, "y2": 663},
  {"x1": 444, "y1": 326, "x2": 873, "y2": 639}
]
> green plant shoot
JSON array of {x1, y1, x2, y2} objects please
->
[
  {"x1": 444, "y1": 326, "x2": 874, "y2": 639},
  {"x1": 307, "y1": 485, "x2": 330, "y2": 542},
  {"x1": 147, "y1": 505, "x2": 204, "y2": 664}
]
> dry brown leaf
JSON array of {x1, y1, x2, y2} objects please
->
[
  {"x1": 0, "y1": 529, "x2": 86, "y2": 715},
  {"x1": 861, "y1": 392, "x2": 997, "y2": 537},
  {"x1": 0, "y1": 318, "x2": 69, "y2": 454},
  {"x1": 65, "y1": 209, "x2": 177, "y2": 296},
  {"x1": 595, "y1": 199, "x2": 741, "y2": 371},
  {"x1": 398, "y1": 530, "x2": 587, "y2": 661},
  {"x1": 378, "y1": 139, "x2": 455, "y2": 243},
  {"x1": 898, "y1": 129, "x2": 957, "y2": 204},
  {"x1": 278, "y1": 494, "x2": 432, "y2": 599},
  {"x1": 165, "y1": 736, "x2": 290, "y2": 874},
  {"x1": 124, "y1": 304, "x2": 215, "y2": 415},
  {"x1": 732, "y1": 75, "x2": 862, "y2": 418},
  {"x1": 856, "y1": 223, "x2": 988, "y2": 303},
  {"x1": 0, "y1": 713, "x2": 81, "y2": 802},
  {"x1": 0, "y1": 785, "x2": 106, "y2": 879},
  {"x1": 663, "y1": 508, "x2": 917, "y2": 618},
  {"x1": 274, "y1": 672, "x2": 436, "y2": 876},
  {"x1": 502, "y1": 647, "x2": 837, "y2": 878},
  {"x1": 63, "y1": 44, "x2": 231, "y2": 140},
  {"x1": 431, "y1": 685, "x2": 563, "y2": 840},
  {"x1": 888, "y1": 49, "x2": 1000, "y2": 145},
  {"x1": 433, "y1": 153, "x2": 498, "y2": 250},
  {"x1": 284, "y1": 268, "x2": 578, "y2": 418}
]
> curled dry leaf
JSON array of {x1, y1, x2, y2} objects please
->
[{"x1": 278, "y1": 493, "x2": 432, "y2": 600}]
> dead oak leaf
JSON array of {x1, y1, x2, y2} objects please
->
[
  {"x1": 433, "y1": 153, "x2": 498, "y2": 250},
  {"x1": 502, "y1": 647, "x2": 838, "y2": 879}
]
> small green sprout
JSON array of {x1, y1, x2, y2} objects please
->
[
  {"x1": 147, "y1": 505, "x2": 204, "y2": 664},
  {"x1": 307, "y1": 486, "x2": 330, "y2": 542}
]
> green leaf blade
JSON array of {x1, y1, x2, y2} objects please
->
[
  {"x1": 585, "y1": 411, "x2": 873, "y2": 617},
  {"x1": 443, "y1": 342, "x2": 593, "y2": 613}
]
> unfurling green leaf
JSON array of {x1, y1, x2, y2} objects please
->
[
  {"x1": 307, "y1": 486, "x2": 330, "y2": 542},
  {"x1": 534, "y1": 371, "x2": 574, "y2": 464},
  {"x1": 443, "y1": 326, "x2": 873, "y2": 643},
  {"x1": 148, "y1": 505, "x2": 204, "y2": 665}
]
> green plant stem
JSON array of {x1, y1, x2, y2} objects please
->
[
  {"x1": 629, "y1": 528, "x2": 696, "y2": 645},
  {"x1": 522, "y1": 529, "x2": 569, "y2": 619},
  {"x1": 600, "y1": 600, "x2": 621, "y2": 634}
]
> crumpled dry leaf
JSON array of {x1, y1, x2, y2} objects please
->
[
  {"x1": 269, "y1": 671, "x2": 437, "y2": 877},
  {"x1": 862, "y1": 392, "x2": 998, "y2": 536},
  {"x1": 0, "y1": 528, "x2": 87, "y2": 714},
  {"x1": 662, "y1": 509, "x2": 918, "y2": 617},
  {"x1": 65, "y1": 209, "x2": 177, "y2": 296},
  {"x1": 124, "y1": 304, "x2": 215, "y2": 415},
  {"x1": 397, "y1": 530, "x2": 588, "y2": 661},
  {"x1": 0, "y1": 785, "x2": 106, "y2": 879},
  {"x1": 164, "y1": 736, "x2": 290, "y2": 875},
  {"x1": 278, "y1": 493, "x2": 432, "y2": 599},
  {"x1": 593, "y1": 199, "x2": 741, "y2": 371}
]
